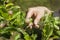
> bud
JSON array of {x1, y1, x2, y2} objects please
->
[
  {"x1": 8, "y1": 10, "x2": 13, "y2": 15},
  {"x1": 0, "y1": 22, "x2": 6, "y2": 28}
]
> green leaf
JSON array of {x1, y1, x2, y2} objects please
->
[
  {"x1": 31, "y1": 34, "x2": 37, "y2": 40},
  {"x1": 56, "y1": 31, "x2": 60, "y2": 36},
  {"x1": 14, "y1": 34, "x2": 20, "y2": 40},
  {"x1": 16, "y1": 28, "x2": 32, "y2": 40},
  {"x1": 54, "y1": 25, "x2": 59, "y2": 30},
  {"x1": 6, "y1": 3, "x2": 13, "y2": 7},
  {"x1": 10, "y1": 11, "x2": 21, "y2": 20}
]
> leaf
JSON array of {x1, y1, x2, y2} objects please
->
[
  {"x1": 51, "y1": 35, "x2": 59, "y2": 39},
  {"x1": 0, "y1": 16, "x2": 4, "y2": 19},
  {"x1": 56, "y1": 31, "x2": 60, "y2": 36},
  {"x1": 42, "y1": 13, "x2": 54, "y2": 40},
  {"x1": 6, "y1": 3, "x2": 13, "y2": 7},
  {"x1": 10, "y1": 11, "x2": 21, "y2": 20},
  {"x1": 14, "y1": 33, "x2": 20, "y2": 40},
  {"x1": 54, "y1": 25, "x2": 59, "y2": 30},
  {"x1": 16, "y1": 28, "x2": 32, "y2": 40},
  {"x1": 0, "y1": 27, "x2": 15, "y2": 34},
  {"x1": 31, "y1": 34, "x2": 37, "y2": 40}
]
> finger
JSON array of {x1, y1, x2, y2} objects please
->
[
  {"x1": 34, "y1": 13, "x2": 44, "y2": 28},
  {"x1": 25, "y1": 9, "x2": 33, "y2": 23},
  {"x1": 46, "y1": 8, "x2": 51, "y2": 14}
]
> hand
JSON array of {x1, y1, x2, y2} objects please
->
[{"x1": 25, "y1": 6, "x2": 51, "y2": 29}]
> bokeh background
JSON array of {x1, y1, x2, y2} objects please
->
[{"x1": 10, "y1": 0, "x2": 60, "y2": 11}]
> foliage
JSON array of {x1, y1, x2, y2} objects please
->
[
  {"x1": 41, "y1": 13, "x2": 60, "y2": 40},
  {"x1": 0, "y1": 0, "x2": 60, "y2": 40}
]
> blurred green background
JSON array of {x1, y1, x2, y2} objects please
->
[{"x1": 10, "y1": 0, "x2": 60, "y2": 11}]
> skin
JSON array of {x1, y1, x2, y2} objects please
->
[{"x1": 25, "y1": 6, "x2": 51, "y2": 29}]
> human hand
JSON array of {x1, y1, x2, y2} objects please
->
[{"x1": 25, "y1": 6, "x2": 51, "y2": 29}]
